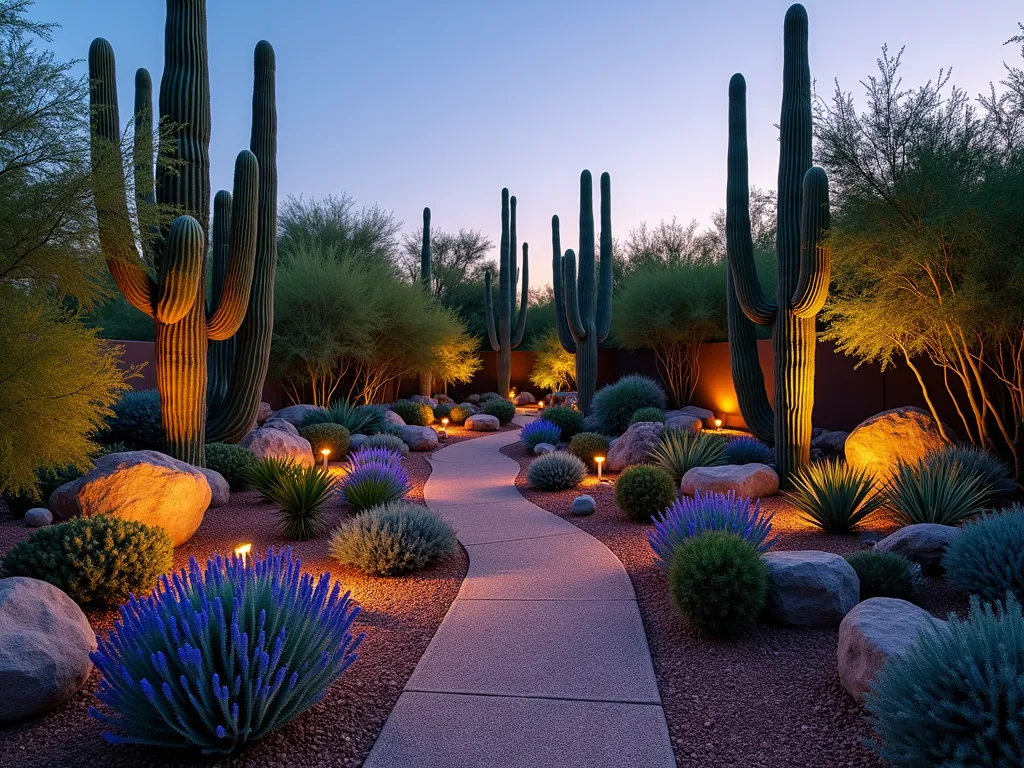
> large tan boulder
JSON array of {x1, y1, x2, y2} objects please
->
[
  {"x1": 239, "y1": 427, "x2": 315, "y2": 468},
  {"x1": 465, "y1": 414, "x2": 500, "y2": 432},
  {"x1": 845, "y1": 407, "x2": 949, "y2": 480},
  {"x1": 680, "y1": 463, "x2": 779, "y2": 498},
  {"x1": 678, "y1": 405, "x2": 715, "y2": 428},
  {"x1": 0, "y1": 577, "x2": 96, "y2": 722},
  {"x1": 49, "y1": 450, "x2": 209, "y2": 546},
  {"x1": 762, "y1": 551, "x2": 860, "y2": 628},
  {"x1": 607, "y1": 421, "x2": 664, "y2": 471}
]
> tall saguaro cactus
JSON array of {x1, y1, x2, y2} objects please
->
[
  {"x1": 418, "y1": 207, "x2": 434, "y2": 397},
  {"x1": 89, "y1": 0, "x2": 276, "y2": 466},
  {"x1": 484, "y1": 189, "x2": 529, "y2": 398},
  {"x1": 726, "y1": 3, "x2": 831, "y2": 484},
  {"x1": 552, "y1": 170, "x2": 613, "y2": 417}
]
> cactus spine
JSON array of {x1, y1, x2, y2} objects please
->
[
  {"x1": 726, "y1": 3, "x2": 831, "y2": 484},
  {"x1": 553, "y1": 170, "x2": 613, "y2": 417},
  {"x1": 88, "y1": 0, "x2": 275, "y2": 465},
  {"x1": 418, "y1": 207, "x2": 433, "y2": 397},
  {"x1": 484, "y1": 189, "x2": 529, "y2": 398}
]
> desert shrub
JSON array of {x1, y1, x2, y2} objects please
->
[
  {"x1": 924, "y1": 444, "x2": 1015, "y2": 502},
  {"x1": 885, "y1": 458, "x2": 988, "y2": 526},
  {"x1": 390, "y1": 399, "x2": 434, "y2": 427},
  {"x1": 629, "y1": 407, "x2": 665, "y2": 425},
  {"x1": 651, "y1": 428, "x2": 726, "y2": 484},
  {"x1": 668, "y1": 531, "x2": 768, "y2": 637},
  {"x1": 540, "y1": 405, "x2": 584, "y2": 441},
  {"x1": 528, "y1": 452, "x2": 586, "y2": 490},
  {"x1": 866, "y1": 594, "x2": 1024, "y2": 767},
  {"x1": 479, "y1": 391, "x2": 503, "y2": 403},
  {"x1": 266, "y1": 465, "x2": 337, "y2": 541},
  {"x1": 204, "y1": 443, "x2": 258, "y2": 492},
  {"x1": 299, "y1": 423, "x2": 351, "y2": 458},
  {"x1": 362, "y1": 433, "x2": 409, "y2": 456},
  {"x1": 569, "y1": 432, "x2": 612, "y2": 470},
  {"x1": 844, "y1": 551, "x2": 915, "y2": 601},
  {"x1": 592, "y1": 375, "x2": 667, "y2": 436},
  {"x1": 1, "y1": 516, "x2": 173, "y2": 610},
  {"x1": 649, "y1": 490, "x2": 777, "y2": 569},
  {"x1": 302, "y1": 400, "x2": 384, "y2": 435},
  {"x1": 614, "y1": 465, "x2": 677, "y2": 522},
  {"x1": 787, "y1": 459, "x2": 884, "y2": 534},
  {"x1": 340, "y1": 455, "x2": 411, "y2": 511},
  {"x1": 723, "y1": 435, "x2": 772, "y2": 465},
  {"x1": 530, "y1": 326, "x2": 576, "y2": 392},
  {"x1": 943, "y1": 508, "x2": 1024, "y2": 601},
  {"x1": 102, "y1": 389, "x2": 162, "y2": 450},
  {"x1": 329, "y1": 501, "x2": 457, "y2": 576},
  {"x1": 448, "y1": 404, "x2": 472, "y2": 425},
  {"x1": 89, "y1": 548, "x2": 363, "y2": 753},
  {"x1": 482, "y1": 398, "x2": 516, "y2": 425},
  {"x1": 432, "y1": 402, "x2": 453, "y2": 421},
  {"x1": 346, "y1": 445, "x2": 404, "y2": 467},
  {"x1": 519, "y1": 419, "x2": 562, "y2": 449},
  {"x1": 3, "y1": 461, "x2": 93, "y2": 518},
  {"x1": 248, "y1": 457, "x2": 301, "y2": 501}
]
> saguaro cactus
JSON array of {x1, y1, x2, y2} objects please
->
[
  {"x1": 89, "y1": 0, "x2": 276, "y2": 466},
  {"x1": 726, "y1": 3, "x2": 831, "y2": 484},
  {"x1": 484, "y1": 190, "x2": 529, "y2": 398},
  {"x1": 418, "y1": 207, "x2": 434, "y2": 397},
  {"x1": 552, "y1": 170, "x2": 613, "y2": 417}
]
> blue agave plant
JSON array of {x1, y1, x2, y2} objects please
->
[
  {"x1": 89, "y1": 548, "x2": 363, "y2": 754},
  {"x1": 648, "y1": 490, "x2": 777, "y2": 569},
  {"x1": 519, "y1": 419, "x2": 562, "y2": 449}
]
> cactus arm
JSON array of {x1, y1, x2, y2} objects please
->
[
  {"x1": 595, "y1": 172, "x2": 614, "y2": 343},
  {"x1": 562, "y1": 249, "x2": 586, "y2": 343},
  {"x1": 790, "y1": 166, "x2": 831, "y2": 318},
  {"x1": 726, "y1": 73, "x2": 776, "y2": 326},
  {"x1": 207, "y1": 150, "x2": 258, "y2": 340},
  {"x1": 420, "y1": 206, "x2": 431, "y2": 290},
  {"x1": 133, "y1": 68, "x2": 155, "y2": 207},
  {"x1": 551, "y1": 215, "x2": 576, "y2": 353},
  {"x1": 509, "y1": 195, "x2": 518, "y2": 321},
  {"x1": 484, "y1": 270, "x2": 500, "y2": 352},
  {"x1": 511, "y1": 243, "x2": 529, "y2": 347},
  {"x1": 154, "y1": 215, "x2": 203, "y2": 324}
]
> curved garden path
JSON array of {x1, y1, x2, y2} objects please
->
[{"x1": 365, "y1": 415, "x2": 676, "y2": 767}]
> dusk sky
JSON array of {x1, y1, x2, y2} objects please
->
[{"x1": 36, "y1": 0, "x2": 1022, "y2": 287}]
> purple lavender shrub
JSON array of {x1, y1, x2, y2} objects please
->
[
  {"x1": 649, "y1": 490, "x2": 778, "y2": 569},
  {"x1": 89, "y1": 548, "x2": 363, "y2": 754},
  {"x1": 519, "y1": 419, "x2": 562, "y2": 449},
  {"x1": 339, "y1": 452, "x2": 411, "y2": 511},
  {"x1": 346, "y1": 445, "x2": 405, "y2": 470}
]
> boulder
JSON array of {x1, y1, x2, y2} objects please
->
[
  {"x1": 272, "y1": 404, "x2": 322, "y2": 428},
  {"x1": 534, "y1": 443, "x2": 556, "y2": 456},
  {"x1": 401, "y1": 425, "x2": 439, "y2": 452},
  {"x1": 239, "y1": 427, "x2": 315, "y2": 469},
  {"x1": 811, "y1": 428, "x2": 848, "y2": 457},
  {"x1": 678, "y1": 405, "x2": 716, "y2": 429},
  {"x1": 49, "y1": 450, "x2": 209, "y2": 546},
  {"x1": 256, "y1": 401, "x2": 272, "y2": 424},
  {"x1": 24, "y1": 508, "x2": 52, "y2": 528},
  {"x1": 664, "y1": 411, "x2": 703, "y2": 433},
  {"x1": 515, "y1": 391, "x2": 537, "y2": 406},
  {"x1": 466, "y1": 414, "x2": 500, "y2": 432},
  {"x1": 198, "y1": 468, "x2": 230, "y2": 508},
  {"x1": 466, "y1": 394, "x2": 482, "y2": 405},
  {"x1": 348, "y1": 433, "x2": 370, "y2": 453},
  {"x1": 762, "y1": 551, "x2": 860, "y2": 628},
  {"x1": 845, "y1": 407, "x2": 949, "y2": 480},
  {"x1": 0, "y1": 577, "x2": 96, "y2": 722},
  {"x1": 838, "y1": 597, "x2": 946, "y2": 703},
  {"x1": 433, "y1": 393, "x2": 454, "y2": 404},
  {"x1": 572, "y1": 495, "x2": 596, "y2": 516},
  {"x1": 262, "y1": 417, "x2": 299, "y2": 436},
  {"x1": 874, "y1": 523, "x2": 960, "y2": 577},
  {"x1": 680, "y1": 463, "x2": 779, "y2": 498},
  {"x1": 607, "y1": 421, "x2": 663, "y2": 472},
  {"x1": 384, "y1": 410, "x2": 407, "y2": 427}
]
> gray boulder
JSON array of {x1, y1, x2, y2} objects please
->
[
  {"x1": 433, "y1": 393, "x2": 454, "y2": 404},
  {"x1": 24, "y1": 508, "x2": 52, "y2": 528},
  {"x1": 874, "y1": 523, "x2": 960, "y2": 577},
  {"x1": 49, "y1": 450, "x2": 209, "y2": 546},
  {"x1": 384, "y1": 410, "x2": 407, "y2": 427},
  {"x1": 466, "y1": 394, "x2": 482, "y2": 405},
  {"x1": 680, "y1": 463, "x2": 779, "y2": 498},
  {"x1": 198, "y1": 467, "x2": 230, "y2": 508},
  {"x1": 678, "y1": 405, "x2": 716, "y2": 429},
  {"x1": 0, "y1": 577, "x2": 96, "y2": 722},
  {"x1": 534, "y1": 442, "x2": 556, "y2": 456},
  {"x1": 664, "y1": 411, "x2": 703, "y2": 433},
  {"x1": 240, "y1": 427, "x2": 315, "y2": 469},
  {"x1": 811, "y1": 428, "x2": 848, "y2": 456},
  {"x1": 515, "y1": 391, "x2": 537, "y2": 406},
  {"x1": 262, "y1": 417, "x2": 299, "y2": 436},
  {"x1": 401, "y1": 425, "x2": 439, "y2": 452},
  {"x1": 272, "y1": 404, "x2": 322, "y2": 428},
  {"x1": 466, "y1": 414, "x2": 500, "y2": 432},
  {"x1": 607, "y1": 421, "x2": 663, "y2": 471},
  {"x1": 846, "y1": 407, "x2": 949, "y2": 481},
  {"x1": 348, "y1": 433, "x2": 370, "y2": 452},
  {"x1": 572, "y1": 495, "x2": 596, "y2": 516},
  {"x1": 763, "y1": 550, "x2": 860, "y2": 628}
]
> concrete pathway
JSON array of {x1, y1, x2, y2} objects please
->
[{"x1": 365, "y1": 416, "x2": 676, "y2": 768}]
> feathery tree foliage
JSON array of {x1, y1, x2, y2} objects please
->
[
  {"x1": 277, "y1": 193, "x2": 400, "y2": 268},
  {"x1": 530, "y1": 326, "x2": 576, "y2": 392}
]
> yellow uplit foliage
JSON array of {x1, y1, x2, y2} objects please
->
[
  {"x1": 428, "y1": 315, "x2": 482, "y2": 390},
  {"x1": 530, "y1": 326, "x2": 576, "y2": 392},
  {"x1": 0, "y1": 287, "x2": 132, "y2": 495}
]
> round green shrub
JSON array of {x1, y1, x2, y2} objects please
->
[
  {"x1": 614, "y1": 465, "x2": 677, "y2": 522},
  {"x1": 668, "y1": 531, "x2": 768, "y2": 637},
  {"x1": 569, "y1": 432, "x2": 612, "y2": 470},
  {"x1": 1, "y1": 515, "x2": 174, "y2": 610},
  {"x1": 299, "y1": 423, "x2": 351, "y2": 458},
  {"x1": 482, "y1": 398, "x2": 516, "y2": 425},
  {"x1": 329, "y1": 500, "x2": 458, "y2": 576},
  {"x1": 448, "y1": 405, "x2": 472, "y2": 425},
  {"x1": 540, "y1": 405, "x2": 584, "y2": 441},
  {"x1": 390, "y1": 399, "x2": 434, "y2": 427},
  {"x1": 629, "y1": 407, "x2": 665, "y2": 425},
  {"x1": 479, "y1": 392, "x2": 503, "y2": 403},
  {"x1": 844, "y1": 551, "x2": 915, "y2": 601},
  {"x1": 433, "y1": 402, "x2": 454, "y2": 421},
  {"x1": 943, "y1": 508, "x2": 1024, "y2": 601},
  {"x1": 204, "y1": 443, "x2": 258, "y2": 491},
  {"x1": 528, "y1": 452, "x2": 587, "y2": 490},
  {"x1": 592, "y1": 375, "x2": 667, "y2": 436},
  {"x1": 101, "y1": 389, "x2": 162, "y2": 450}
]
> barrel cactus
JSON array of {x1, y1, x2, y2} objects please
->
[
  {"x1": 484, "y1": 189, "x2": 529, "y2": 399},
  {"x1": 726, "y1": 3, "x2": 830, "y2": 484}
]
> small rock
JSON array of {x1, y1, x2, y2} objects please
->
[
  {"x1": 874, "y1": 523, "x2": 960, "y2": 577},
  {"x1": 240, "y1": 427, "x2": 315, "y2": 469},
  {"x1": 763, "y1": 550, "x2": 860, "y2": 628},
  {"x1": 607, "y1": 421, "x2": 664, "y2": 471},
  {"x1": 515, "y1": 391, "x2": 537, "y2": 406},
  {"x1": 197, "y1": 467, "x2": 230, "y2": 508},
  {"x1": 678, "y1": 405, "x2": 716, "y2": 429},
  {"x1": 534, "y1": 443, "x2": 556, "y2": 456},
  {"x1": 256, "y1": 401, "x2": 272, "y2": 424},
  {"x1": 664, "y1": 411, "x2": 703, "y2": 433},
  {"x1": 24, "y1": 508, "x2": 52, "y2": 528},
  {"x1": 271, "y1": 404, "x2": 323, "y2": 428},
  {"x1": 572, "y1": 495, "x2": 596, "y2": 516},
  {"x1": 401, "y1": 425, "x2": 439, "y2": 452},
  {"x1": 262, "y1": 417, "x2": 299, "y2": 436},
  {"x1": 465, "y1": 414, "x2": 500, "y2": 432},
  {"x1": 680, "y1": 463, "x2": 779, "y2": 498}
]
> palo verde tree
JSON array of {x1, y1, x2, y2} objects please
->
[{"x1": 483, "y1": 188, "x2": 529, "y2": 398}]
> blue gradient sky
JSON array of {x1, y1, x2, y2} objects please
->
[{"x1": 37, "y1": 0, "x2": 1022, "y2": 286}]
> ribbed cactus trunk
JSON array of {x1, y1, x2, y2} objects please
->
[
  {"x1": 553, "y1": 170, "x2": 613, "y2": 417},
  {"x1": 484, "y1": 190, "x2": 529, "y2": 398},
  {"x1": 418, "y1": 207, "x2": 434, "y2": 397},
  {"x1": 726, "y1": 3, "x2": 831, "y2": 485}
]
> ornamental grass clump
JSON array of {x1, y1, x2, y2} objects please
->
[
  {"x1": 298, "y1": 423, "x2": 350, "y2": 459},
  {"x1": 482, "y1": 398, "x2": 516, "y2": 425},
  {"x1": 865, "y1": 594, "x2": 1024, "y2": 767},
  {"x1": 329, "y1": 501, "x2": 457, "y2": 576},
  {"x1": 614, "y1": 465, "x2": 677, "y2": 522},
  {"x1": 1, "y1": 516, "x2": 173, "y2": 610},
  {"x1": 722, "y1": 435, "x2": 772, "y2": 465},
  {"x1": 302, "y1": 400, "x2": 385, "y2": 435},
  {"x1": 528, "y1": 452, "x2": 587, "y2": 490},
  {"x1": 885, "y1": 458, "x2": 988, "y2": 526},
  {"x1": 340, "y1": 453, "x2": 411, "y2": 511},
  {"x1": 923, "y1": 444, "x2": 1015, "y2": 503},
  {"x1": 650, "y1": 428, "x2": 726, "y2": 484},
  {"x1": 389, "y1": 399, "x2": 434, "y2": 427},
  {"x1": 668, "y1": 531, "x2": 768, "y2": 637},
  {"x1": 786, "y1": 459, "x2": 884, "y2": 534},
  {"x1": 943, "y1": 508, "x2": 1024, "y2": 601},
  {"x1": 569, "y1": 432, "x2": 611, "y2": 470},
  {"x1": 266, "y1": 466, "x2": 337, "y2": 541},
  {"x1": 592, "y1": 374, "x2": 667, "y2": 436},
  {"x1": 89, "y1": 548, "x2": 363, "y2": 754},
  {"x1": 629, "y1": 407, "x2": 665, "y2": 425},
  {"x1": 248, "y1": 456, "x2": 301, "y2": 501},
  {"x1": 519, "y1": 419, "x2": 562, "y2": 449},
  {"x1": 362, "y1": 433, "x2": 409, "y2": 456},
  {"x1": 648, "y1": 490, "x2": 777, "y2": 569},
  {"x1": 844, "y1": 551, "x2": 915, "y2": 601},
  {"x1": 204, "y1": 443, "x2": 258, "y2": 491},
  {"x1": 540, "y1": 405, "x2": 584, "y2": 440}
]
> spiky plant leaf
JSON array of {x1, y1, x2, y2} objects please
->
[
  {"x1": 786, "y1": 459, "x2": 884, "y2": 533},
  {"x1": 267, "y1": 465, "x2": 337, "y2": 541},
  {"x1": 885, "y1": 458, "x2": 988, "y2": 526},
  {"x1": 651, "y1": 428, "x2": 726, "y2": 484}
]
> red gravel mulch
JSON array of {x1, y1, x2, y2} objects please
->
[
  {"x1": 0, "y1": 425, "x2": 510, "y2": 768},
  {"x1": 502, "y1": 440, "x2": 969, "y2": 768}
]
